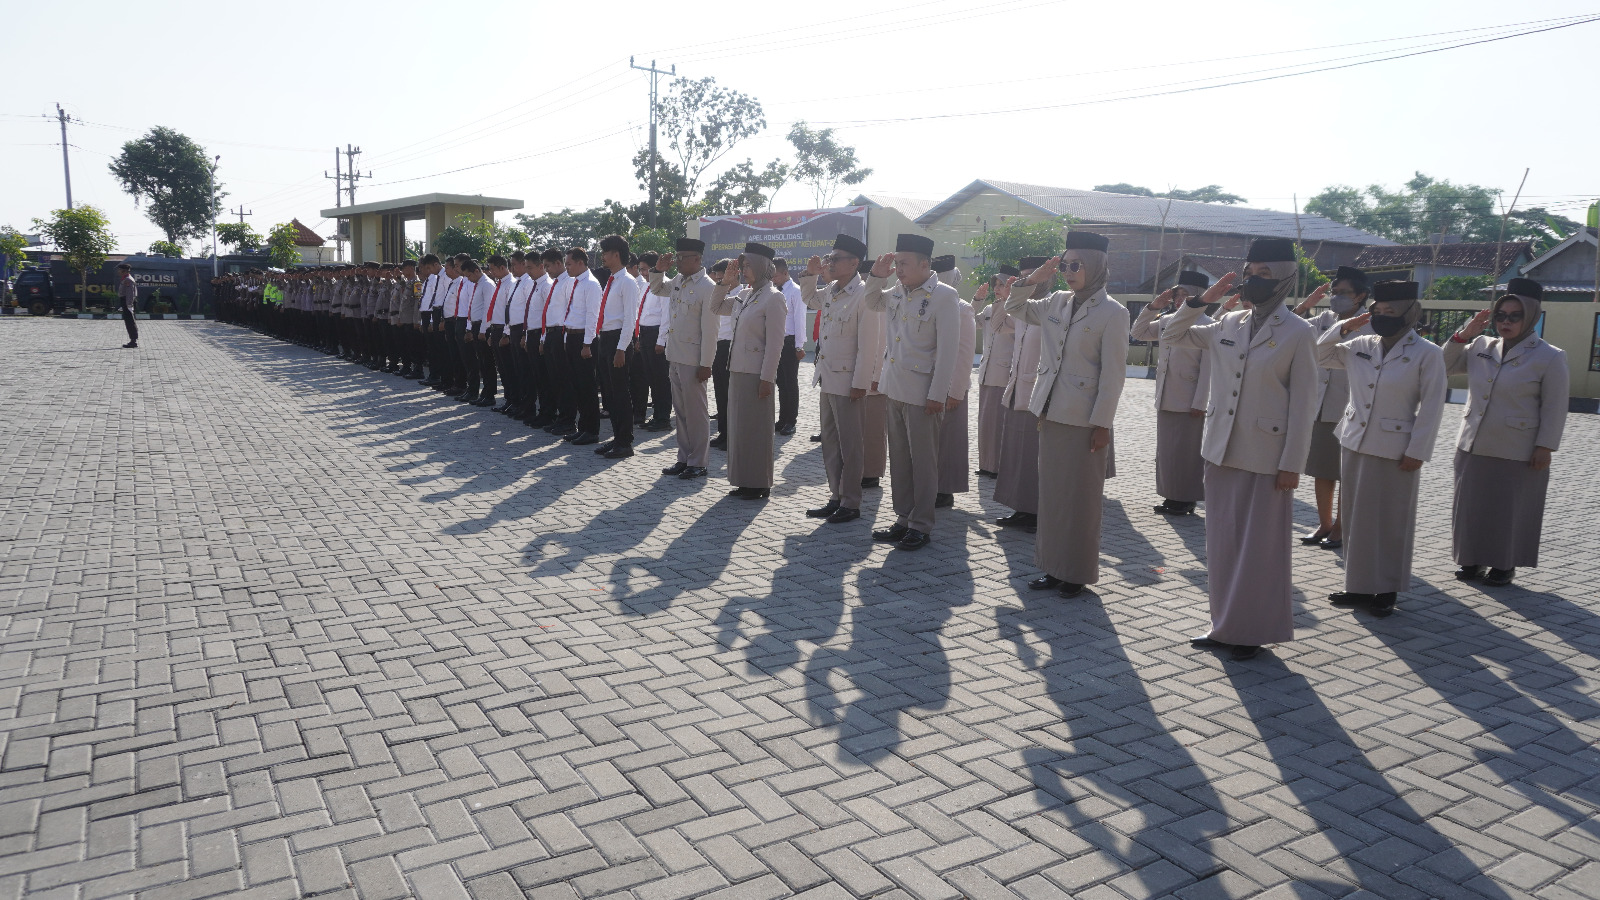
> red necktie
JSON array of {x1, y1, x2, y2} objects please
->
[
  {"x1": 451, "y1": 280, "x2": 466, "y2": 317},
  {"x1": 486, "y1": 280, "x2": 502, "y2": 321},
  {"x1": 633, "y1": 284, "x2": 649, "y2": 340},
  {"x1": 595, "y1": 277, "x2": 614, "y2": 334},
  {"x1": 536, "y1": 280, "x2": 557, "y2": 329}
]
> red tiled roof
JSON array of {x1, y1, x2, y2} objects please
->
[{"x1": 289, "y1": 219, "x2": 325, "y2": 247}]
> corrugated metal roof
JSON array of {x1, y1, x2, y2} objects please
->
[
  {"x1": 914, "y1": 179, "x2": 1395, "y2": 246},
  {"x1": 1354, "y1": 241, "x2": 1530, "y2": 270},
  {"x1": 1490, "y1": 281, "x2": 1597, "y2": 293},
  {"x1": 854, "y1": 193, "x2": 941, "y2": 221}
]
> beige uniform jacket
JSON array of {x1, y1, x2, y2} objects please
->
[
  {"x1": 976, "y1": 303, "x2": 1016, "y2": 388},
  {"x1": 1003, "y1": 322, "x2": 1041, "y2": 411},
  {"x1": 1162, "y1": 302, "x2": 1320, "y2": 476},
  {"x1": 949, "y1": 299, "x2": 976, "y2": 401},
  {"x1": 1316, "y1": 328, "x2": 1448, "y2": 461},
  {"x1": 1131, "y1": 304, "x2": 1212, "y2": 413},
  {"x1": 711, "y1": 282, "x2": 786, "y2": 382},
  {"x1": 864, "y1": 273, "x2": 963, "y2": 407},
  {"x1": 1443, "y1": 334, "x2": 1568, "y2": 460},
  {"x1": 1308, "y1": 309, "x2": 1368, "y2": 423},
  {"x1": 802, "y1": 274, "x2": 884, "y2": 397},
  {"x1": 652, "y1": 270, "x2": 720, "y2": 369},
  {"x1": 1007, "y1": 288, "x2": 1128, "y2": 430}
]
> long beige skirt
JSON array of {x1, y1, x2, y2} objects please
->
[
  {"x1": 992, "y1": 405, "x2": 1038, "y2": 514},
  {"x1": 1155, "y1": 410, "x2": 1204, "y2": 501},
  {"x1": 977, "y1": 384, "x2": 1005, "y2": 474},
  {"x1": 861, "y1": 393, "x2": 888, "y2": 479},
  {"x1": 1035, "y1": 421, "x2": 1106, "y2": 585},
  {"x1": 1340, "y1": 448, "x2": 1419, "y2": 594},
  {"x1": 727, "y1": 372, "x2": 774, "y2": 488},
  {"x1": 1304, "y1": 420, "x2": 1342, "y2": 482},
  {"x1": 1453, "y1": 449, "x2": 1548, "y2": 569},
  {"x1": 1202, "y1": 463, "x2": 1295, "y2": 646},
  {"x1": 938, "y1": 396, "x2": 969, "y2": 494}
]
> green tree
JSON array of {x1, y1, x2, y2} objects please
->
[
  {"x1": 33, "y1": 205, "x2": 117, "y2": 311},
  {"x1": 148, "y1": 240, "x2": 185, "y2": 258},
  {"x1": 108, "y1": 126, "x2": 223, "y2": 244},
  {"x1": 515, "y1": 204, "x2": 633, "y2": 253},
  {"x1": 965, "y1": 216, "x2": 1077, "y2": 288},
  {"x1": 265, "y1": 222, "x2": 302, "y2": 270},
  {"x1": 698, "y1": 159, "x2": 789, "y2": 216},
  {"x1": 215, "y1": 221, "x2": 262, "y2": 252},
  {"x1": 1295, "y1": 242, "x2": 1329, "y2": 297},
  {"x1": 787, "y1": 122, "x2": 872, "y2": 208},
  {"x1": 1093, "y1": 183, "x2": 1246, "y2": 204},
  {"x1": 1425, "y1": 274, "x2": 1492, "y2": 303},
  {"x1": 0, "y1": 227, "x2": 28, "y2": 300},
  {"x1": 1305, "y1": 172, "x2": 1581, "y2": 253},
  {"x1": 434, "y1": 213, "x2": 531, "y2": 260},
  {"x1": 658, "y1": 76, "x2": 767, "y2": 203}
]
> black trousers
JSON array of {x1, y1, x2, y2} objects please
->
[
  {"x1": 461, "y1": 323, "x2": 482, "y2": 393},
  {"x1": 478, "y1": 325, "x2": 499, "y2": 398},
  {"x1": 713, "y1": 339, "x2": 731, "y2": 435},
  {"x1": 516, "y1": 327, "x2": 542, "y2": 417},
  {"x1": 629, "y1": 324, "x2": 671, "y2": 422},
  {"x1": 598, "y1": 330, "x2": 634, "y2": 446},
  {"x1": 566, "y1": 330, "x2": 600, "y2": 435},
  {"x1": 495, "y1": 327, "x2": 520, "y2": 405},
  {"x1": 776, "y1": 334, "x2": 799, "y2": 426},
  {"x1": 544, "y1": 327, "x2": 572, "y2": 426},
  {"x1": 121, "y1": 307, "x2": 138, "y2": 342},
  {"x1": 444, "y1": 317, "x2": 466, "y2": 389}
]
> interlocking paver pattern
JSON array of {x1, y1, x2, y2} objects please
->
[{"x1": 2, "y1": 318, "x2": 1597, "y2": 900}]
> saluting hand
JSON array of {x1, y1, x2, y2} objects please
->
[
  {"x1": 1459, "y1": 307, "x2": 1494, "y2": 340},
  {"x1": 655, "y1": 255, "x2": 674, "y2": 274},
  {"x1": 1293, "y1": 283, "x2": 1329, "y2": 315},
  {"x1": 1150, "y1": 288, "x2": 1176, "y2": 311},
  {"x1": 1341, "y1": 312, "x2": 1371, "y2": 335},
  {"x1": 1023, "y1": 258, "x2": 1059, "y2": 286},
  {"x1": 1200, "y1": 272, "x2": 1238, "y2": 306},
  {"x1": 870, "y1": 253, "x2": 895, "y2": 279},
  {"x1": 806, "y1": 255, "x2": 824, "y2": 277},
  {"x1": 974, "y1": 283, "x2": 990, "y2": 303},
  {"x1": 1219, "y1": 294, "x2": 1240, "y2": 313}
]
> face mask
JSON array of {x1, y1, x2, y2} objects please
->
[
  {"x1": 1329, "y1": 294, "x2": 1361, "y2": 316},
  {"x1": 1369, "y1": 314, "x2": 1407, "y2": 338},
  {"x1": 1240, "y1": 276, "x2": 1282, "y2": 305}
]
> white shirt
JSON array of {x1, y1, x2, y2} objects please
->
[
  {"x1": 593, "y1": 268, "x2": 642, "y2": 344},
  {"x1": 445, "y1": 276, "x2": 470, "y2": 318},
  {"x1": 465, "y1": 275, "x2": 495, "y2": 323},
  {"x1": 418, "y1": 272, "x2": 442, "y2": 312},
  {"x1": 779, "y1": 278, "x2": 804, "y2": 338},
  {"x1": 524, "y1": 273, "x2": 554, "y2": 328},
  {"x1": 637, "y1": 286, "x2": 669, "y2": 328},
  {"x1": 717, "y1": 287, "x2": 740, "y2": 341},
  {"x1": 560, "y1": 269, "x2": 602, "y2": 335},
  {"x1": 481, "y1": 273, "x2": 513, "y2": 326},
  {"x1": 503, "y1": 272, "x2": 534, "y2": 327}
]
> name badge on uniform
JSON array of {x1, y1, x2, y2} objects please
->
[
  {"x1": 1476, "y1": 352, "x2": 1494, "y2": 359},
  {"x1": 1356, "y1": 351, "x2": 1372, "y2": 360},
  {"x1": 1048, "y1": 315, "x2": 1061, "y2": 324},
  {"x1": 1220, "y1": 338, "x2": 1236, "y2": 347}
]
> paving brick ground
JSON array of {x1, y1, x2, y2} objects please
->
[{"x1": 2, "y1": 317, "x2": 1598, "y2": 900}]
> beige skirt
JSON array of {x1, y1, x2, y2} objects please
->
[
  {"x1": 862, "y1": 392, "x2": 888, "y2": 479},
  {"x1": 1340, "y1": 448, "x2": 1419, "y2": 594},
  {"x1": 727, "y1": 372, "x2": 774, "y2": 488},
  {"x1": 938, "y1": 396, "x2": 969, "y2": 494},
  {"x1": 1155, "y1": 410, "x2": 1205, "y2": 502},
  {"x1": 1202, "y1": 463, "x2": 1295, "y2": 646},
  {"x1": 992, "y1": 405, "x2": 1039, "y2": 514},
  {"x1": 1035, "y1": 421, "x2": 1106, "y2": 585},
  {"x1": 1304, "y1": 420, "x2": 1342, "y2": 481},
  {"x1": 977, "y1": 384, "x2": 1005, "y2": 474},
  {"x1": 1453, "y1": 449, "x2": 1548, "y2": 569}
]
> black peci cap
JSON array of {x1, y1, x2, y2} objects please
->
[
  {"x1": 1064, "y1": 231, "x2": 1110, "y2": 253},
  {"x1": 1333, "y1": 265, "x2": 1367, "y2": 288},
  {"x1": 1177, "y1": 270, "x2": 1209, "y2": 290},
  {"x1": 998, "y1": 265, "x2": 1021, "y2": 278},
  {"x1": 744, "y1": 242, "x2": 776, "y2": 260},
  {"x1": 1506, "y1": 276, "x2": 1543, "y2": 299},
  {"x1": 832, "y1": 234, "x2": 868, "y2": 260},
  {"x1": 1372, "y1": 280, "x2": 1419, "y2": 302},
  {"x1": 894, "y1": 233, "x2": 935, "y2": 256},
  {"x1": 1246, "y1": 237, "x2": 1296, "y2": 263},
  {"x1": 1018, "y1": 256, "x2": 1048, "y2": 271},
  {"x1": 931, "y1": 255, "x2": 956, "y2": 273},
  {"x1": 676, "y1": 238, "x2": 706, "y2": 253}
]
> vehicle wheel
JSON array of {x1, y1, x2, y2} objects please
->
[{"x1": 29, "y1": 301, "x2": 49, "y2": 316}]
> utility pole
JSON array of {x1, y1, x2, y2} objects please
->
[
  {"x1": 210, "y1": 155, "x2": 221, "y2": 276},
  {"x1": 1489, "y1": 168, "x2": 1529, "y2": 301},
  {"x1": 56, "y1": 103, "x2": 73, "y2": 209},
  {"x1": 230, "y1": 205, "x2": 253, "y2": 224},
  {"x1": 342, "y1": 145, "x2": 369, "y2": 206},
  {"x1": 630, "y1": 57, "x2": 675, "y2": 228}
]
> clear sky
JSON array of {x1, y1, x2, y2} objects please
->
[{"x1": 4, "y1": 0, "x2": 1597, "y2": 254}]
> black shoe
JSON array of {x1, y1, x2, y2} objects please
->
[
  {"x1": 459, "y1": 392, "x2": 478, "y2": 403},
  {"x1": 729, "y1": 487, "x2": 769, "y2": 500},
  {"x1": 996, "y1": 512, "x2": 1038, "y2": 531},
  {"x1": 826, "y1": 507, "x2": 860, "y2": 524},
  {"x1": 678, "y1": 466, "x2": 707, "y2": 480},
  {"x1": 1299, "y1": 527, "x2": 1331, "y2": 545},
  {"x1": 1190, "y1": 637, "x2": 1231, "y2": 650},
  {"x1": 1028, "y1": 575, "x2": 1063, "y2": 591},
  {"x1": 546, "y1": 422, "x2": 571, "y2": 435},
  {"x1": 601, "y1": 444, "x2": 634, "y2": 460},
  {"x1": 1319, "y1": 538, "x2": 1343, "y2": 550},
  {"x1": 594, "y1": 440, "x2": 615, "y2": 455},
  {"x1": 636, "y1": 416, "x2": 648, "y2": 427},
  {"x1": 860, "y1": 477, "x2": 880, "y2": 489},
  {"x1": 1155, "y1": 500, "x2": 1195, "y2": 516},
  {"x1": 1483, "y1": 567, "x2": 1515, "y2": 587},
  {"x1": 570, "y1": 432, "x2": 599, "y2": 446},
  {"x1": 1367, "y1": 593, "x2": 1397, "y2": 617},
  {"x1": 807, "y1": 500, "x2": 842, "y2": 519},
  {"x1": 872, "y1": 523, "x2": 909, "y2": 543},
  {"x1": 1057, "y1": 582, "x2": 1085, "y2": 598},
  {"x1": 492, "y1": 403, "x2": 511, "y2": 413},
  {"x1": 709, "y1": 435, "x2": 728, "y2": 450},
  {"x1": 643, "y1": 419, "x2": 671, "y2": 432},
  {"x1": 1455, "y1": 565, "x2": 1487, "y2": 581},
  {"x1": 776, "y1": 422, "x2": 795, "y2": 436},
  {"x1": 122, "y1": 341, "x2": 137, "y2": 349},
  {"x1": 662, "y1": 462, "x2": 689, "y2": 476},
  {"x1": 473, "y1": 397, "x2": 495, "y2": 407},
  {"x1": 1328, "y1": 592, "x2": 1376, "y2": 608},
  {"x1": 809, "y1": 434, "x2": 822, "y2": 443},
  {"x1": 1230, "y1": 645, "x2": 1264, "y2": 661},
  {"x1": 976, "y1": 469, "x2": 997, "y2": 479},
  {"x1": 934, "y1": 493, "x2": 954, "y2": 509},
  {"x1": 895, "y1": 529, "x2": 930, "y2": 551}
]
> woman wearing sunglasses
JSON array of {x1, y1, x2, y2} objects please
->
[
  {"x1": 1443, "y1": 277, "x2": 1568, "y2": 587},
  {"x1": 1006, "y1": 232, "x2": 1127, "y2": 599},
  {"x1": 1158, "y1": 238, "x2": 1321, "y2": 661},
  {"x1": 1314, "y1": 280, "x2": 1448, "y2": 617}
]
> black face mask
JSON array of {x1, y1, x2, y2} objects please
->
[
  {"x1": 1239, "y1": 276, "x2": 1282, "y2": 305},
  {"x1": 1369, "y1": 314, "x2": 1407, "y2": 337}
]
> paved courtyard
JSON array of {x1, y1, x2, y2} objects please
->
[{"x1": 2, "y1": 317, "x2": 1597, "y2": 900}]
